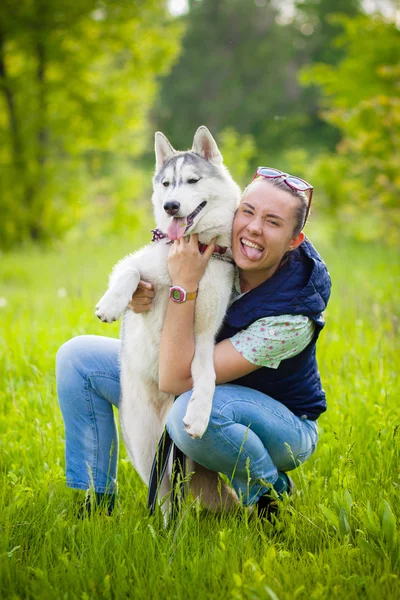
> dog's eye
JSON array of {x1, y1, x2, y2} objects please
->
[
  {"x1": 162, "y1": 181, "x2": 170, "y2": 188},
  {"x1": 188, "y1": 178, "x2": 199, "y2": 184}
]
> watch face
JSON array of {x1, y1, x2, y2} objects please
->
[
  {"x1": 171, "y1": 289, "x2": 183, "y2": 301},
  {"x1": 170, "y1": 286, "x2": 186, "y2": 302}
]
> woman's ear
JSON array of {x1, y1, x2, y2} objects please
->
[{"x1": 289, "y1": 231, "x2": 305, "y2": 251}]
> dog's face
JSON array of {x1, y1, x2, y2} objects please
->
[{"x1": 152, "y1": 127, "x2": 240, "y2": 241}]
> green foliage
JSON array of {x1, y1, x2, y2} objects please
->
[
  {"x1": 67, "y1": 161, "x2": 154, "y2": 242},
  {"x1": 300, "y1": 14, "x2": 400, "y2": 104},
  {"x1": 156, "y1": 0, "x2": 362, "y2": 155},
  {"x1": 0, "y1": 234, "x2": 399, "y2": 598},
  {"x1": 299, "y1": 15, "x2": 400, "y2": 244},
  {"x1": 218, "y1": 127, "x2": 256, "y2": 188},
  {"x1": 0, "y1": 0, "x2": 183, "y2": 248},
  {"x1": 157, "y1": 0, "x2": 294, "y2": 147},
  {"x1": 295, "y1": 0, "x2": 361, "y2": 64},
  {"x1": 1, "y1": 1, "x2": 398, "y2": 249}
]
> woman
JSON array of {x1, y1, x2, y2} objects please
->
[{"x1": 56, "y1": 167, "x2": 331, "y2": 518}]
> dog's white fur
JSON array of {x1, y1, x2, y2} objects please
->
[{"x1": 95, "y1": 127, "x2": 241, "y2": 511}]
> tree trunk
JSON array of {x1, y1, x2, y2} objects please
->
[
  {"x1": 0, "y1": 32, "x2": 24, "y2": 171},
  {"x1": 36, "y1": 38, "x2": 48, "y2": 171},
  {"x1": 29, "y1": 35, "x2": 48, "y2": 240}
]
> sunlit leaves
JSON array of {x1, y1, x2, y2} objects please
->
[
  {"x1": 0, "y1": 0, "x2": 183, "y2": 248},
  {"x1": 299, "y1": 14, "x2": 400, "y2": 244}
]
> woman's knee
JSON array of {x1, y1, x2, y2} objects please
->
[
  {"x1": 56, "y1": 336, "x2": 89, "y2": 404},
  {"x1": 56, "y1": 335, "x2": 110, "y2": 378},
  {"x1": 57, "y1": 334, "x2": 91, "y2": 365},
  {"x1": 166, "y1": 391, "x2": 214, "y2": 458},
  {"x1": 166, "y1": 385, "x2": 235, "y2": 439},
  {"x1": 165, "y1": 388, "x2": 229, "y2": 458}
]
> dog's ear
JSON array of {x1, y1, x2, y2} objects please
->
[
  {"x1": 192, "y1": 126, "x2": 222, "y2": 165},
  {"x1": 155, "y1": 132, "x2": 176, "y2": 171}
]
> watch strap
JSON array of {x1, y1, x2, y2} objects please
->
[{"x1": 185, "y1": 290, "x2": 197, "y2": 301}]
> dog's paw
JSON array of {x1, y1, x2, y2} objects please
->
[
  {"x1": 182, "y1": 398, "x2": 210, "y2": 439},
  {"x1": 95, "y1": 292, "x2": 126, "y2": 323}
]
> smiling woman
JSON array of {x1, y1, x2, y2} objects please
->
[
  {"x1": 232, "y1": 179, "x2": 306, "y2": 290},
  {"x1": 161, "y1": 169, "x2": 331, "y2": 518}
]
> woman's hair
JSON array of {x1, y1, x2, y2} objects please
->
[{"x1": 245, "y1": 176, "x2": 309, "y2": 236}]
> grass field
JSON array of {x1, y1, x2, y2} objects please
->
[{"x1": 1, "y1": 226, "x2": 399, "y2": 600}]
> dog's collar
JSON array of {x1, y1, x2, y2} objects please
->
[
  {"x1": 151, "y1": 228, "x2": 169, "y2": 243},
  {"x1": 198, "y1": 242, "x2": 228, "y2": 256},
  {"x1": 151, "y1": 228, "x2": 232, "y2": 260}
]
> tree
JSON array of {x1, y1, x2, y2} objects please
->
[
  {"x1": 0, "y1": 0, "x2": 183, "y2": 247},
  {"x1": 292, "y1": 0, "x2": 362, "y2": 148},
  {"x1": 155, "y1": 0, "x2": 303, "y2": 150},
  {"x1": 155, "y1": 0, "x2": 363, "y2": 156},
  {"x1": 300, "y1": 14, "x2": 400, "y2": 243},
  {"x1": 295, "y1": 0, "x2": 361, "y2": 64}
]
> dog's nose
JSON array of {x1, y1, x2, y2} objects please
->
[{"x1": 164, "y1": 201, "x2": 180, "y2": 216}]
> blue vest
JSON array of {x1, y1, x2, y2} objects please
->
[{"x1": 216, "y1": 239, "x2": 331, "y2": 420}]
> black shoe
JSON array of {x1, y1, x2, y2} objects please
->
[{"x1": 256, "y1": 474, "x2": 295, "y2": 521}]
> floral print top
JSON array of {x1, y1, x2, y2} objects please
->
[{"x1": 228, "y1": 269, "x2": 315, "y2": 369}]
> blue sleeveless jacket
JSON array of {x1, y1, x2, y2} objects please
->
[{"x1": 216, "y1": 239, "x2": 331, "y2": 420}]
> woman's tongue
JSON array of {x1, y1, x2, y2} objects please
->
[
  {"x1": 167, "y1": 217, "x2": 187, "y2": 240},
  {"x1": 241, "y1": 239, "x2": 263, "y2": 260}
]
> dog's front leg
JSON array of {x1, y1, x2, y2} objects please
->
[
  {"x1": 182, "y1": 331, "x2": 216, "y2": 439},
  {"x1": 95, "y1": 264, "x2": 141, "y2": 323}
]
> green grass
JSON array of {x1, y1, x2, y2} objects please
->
[{"x1": 1, "y1": 225, "x2": 399, "y2": 600}]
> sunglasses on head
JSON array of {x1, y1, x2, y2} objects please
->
[{"x1": 252, "y1": 167, "x2": 313, "y2": 227}]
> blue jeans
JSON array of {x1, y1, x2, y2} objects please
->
[{"x1": 56, "y1": 335, "x2": 319, "y2": 505}]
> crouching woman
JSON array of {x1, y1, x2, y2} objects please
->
[{"x1": 155, "y1": 168, "x2": 331, "y2": 517}]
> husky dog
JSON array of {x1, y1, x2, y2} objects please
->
[{"x1": 95, "y1": 127, "x2": 241, "y2": 510}]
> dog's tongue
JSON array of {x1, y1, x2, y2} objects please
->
[{"x1": 167, "y1": 217, "x2": 187, "y2": 240}]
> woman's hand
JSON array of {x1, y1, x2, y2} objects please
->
[
  {"x1": 168, "y1": 234, "x2": 216, "y2": 290},
  {"x1": 128, "y1": 280, "x2": 154, "y2": 313}
]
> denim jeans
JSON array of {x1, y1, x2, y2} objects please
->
[{"x1": 56, "y1": 335, "x2": 319, "y2": 504}]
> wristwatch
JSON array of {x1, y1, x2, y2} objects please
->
[{"x1": 169, "y1": 285, "x2": 198, "y2": 303}]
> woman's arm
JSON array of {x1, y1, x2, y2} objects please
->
[
  {"x1": 158, "y1": 234, "x2": 260, "y2": 395},
  {"x1": 158, "y1": 285, "x2": 196, "y2": 392},
  {"x1": 158, "y1": 234, "x2": 211, "y2": 392},
  {"x1": 159, "y1": 337, "x2": 260, "y2": 396}
]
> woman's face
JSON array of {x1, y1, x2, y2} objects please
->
[{"x1": 231, "y1": 179, "x2": 304, "y2": 282}]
